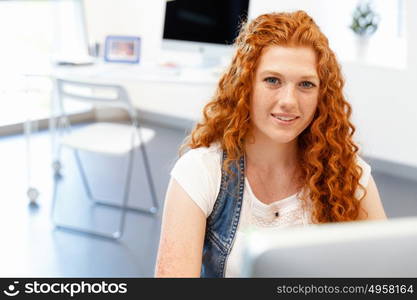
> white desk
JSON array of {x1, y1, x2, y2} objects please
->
[{"x1": 52, "y1": 62, "x2": 221, "y2": 125}]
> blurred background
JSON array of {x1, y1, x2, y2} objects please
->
[{"x1": 0, "y1": 0, "x2": 416, "y2": 277}]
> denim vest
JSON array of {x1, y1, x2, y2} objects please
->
[{"x1": 201, "y1": 151, "x2": 245, "y2": 278}]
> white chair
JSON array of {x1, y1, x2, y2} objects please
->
[{"x1": 50, "y1": 78, "x2": 159, "y2": 240}]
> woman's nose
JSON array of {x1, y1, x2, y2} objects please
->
[{"x1": 278, "y1": 85, "x2": 298, "y2": 110}]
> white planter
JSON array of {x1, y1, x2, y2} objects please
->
[{"x1": 355, "y1": 35, "x2": 370, "y2": 62}]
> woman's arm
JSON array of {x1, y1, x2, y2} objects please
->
[
  {"x1": 154, "y1": 178, "x2": 207, "y2": 277},
  {"x1": 357, "y1": 174, "x2": 387, "y2": 220}
]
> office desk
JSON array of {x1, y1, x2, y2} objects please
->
[{"x1": 52, "y1": 63, "x2": 220, "y2": 126}]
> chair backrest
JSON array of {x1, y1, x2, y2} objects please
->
[{"x1": 55, "y1": 78, "x2": 136, "y2": 118}]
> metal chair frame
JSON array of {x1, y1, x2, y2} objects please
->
[{"x1": 50, "y1": 78, "x2": 158, "y2": 240}]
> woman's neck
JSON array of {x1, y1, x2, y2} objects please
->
[{"x1": 244, "y1": 137, "x2": 299, "y2": 172}]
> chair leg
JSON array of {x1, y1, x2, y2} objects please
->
[
  {"x1": 73, "y1": 148, "x2": 158, "y2": 214},
  {"x1": 136, "y1": 127, "x2": 159, "y2": 213},
  {"x1": 139, "y1": 144, "x2": 159, "y2": 213},
  {"x1": 54, "y1": 223, "x2": 122, "y2": 240},
  {"x1": 51, "y1": 143, "x2": 64, "y2": 221},
  {"x1": 52, "y1": 143, "x2": 63, "y2": 179},
  {"x1": 52, "y1": 144, "x2": 158, "y2": 240},
  {"x1": 116, "y1": 148, "x2": 135, "y2": 238},
  {"x1": 73, "y1": 149, "x2": 95, "y2": 200},
  {"x1": 51, "y1": 149, "x2": 122, "y2": 240},
  {"x1": 50, "y1": 160, "x2": 60, "y2": 221}
]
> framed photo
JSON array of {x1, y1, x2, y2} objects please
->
[{"x1": 104, "y1": 35, "x2": 141, "y2": 64}]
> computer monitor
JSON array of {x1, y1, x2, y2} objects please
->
[
  {"x1": 240, "y1": 217, "x2": 417, "y2": 277},
  {"x1": 161, "y1": 0, "x2": 250, "y2": 68}
]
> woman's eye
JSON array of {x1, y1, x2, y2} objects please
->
[
  {"x1": 264, "y1": 77, "x2": 280, "y2": 85},
  {"x1": 300, "y1": 81, "x2": 315, "y2": 88}
]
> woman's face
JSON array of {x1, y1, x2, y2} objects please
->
[{"x1": 250, "y1": 45, "x2": 320, "y2": 145}]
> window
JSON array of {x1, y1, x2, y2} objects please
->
[{"x1": 0, "y1": 0, "x2": 90, "y2": 128}]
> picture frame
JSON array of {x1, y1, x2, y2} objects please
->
[{"x1": 104, "y1": 35, "x2": 141, "y2": 64}]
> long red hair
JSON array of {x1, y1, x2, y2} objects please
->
[{"x1": 182, "y1": 11, "x2": 366, "y2": 223}]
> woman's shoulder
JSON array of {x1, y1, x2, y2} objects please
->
[
  {"x1": 356, "y1": 155, "x2": 370, "y2": 166},
  {"x1": 170, "y1": 142, "x2": 223, "y2": 217},
  {"x1": 171, "y1": 142, "x2": 222, "y2": 176},
  {"x1": 179, "y1": 142, "x2": 223, "y2": 165},
  {"x1": 356, "y1": 155, "x2": 371, "y2": 181}
]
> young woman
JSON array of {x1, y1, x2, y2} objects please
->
[{"x1": 155, "y1": 10, "x2": 387, "y2": 278}]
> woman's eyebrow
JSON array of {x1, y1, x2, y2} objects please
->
[
  {"x1": 259, "y1": 70, "x2": 319, "y2": 81},
  {"x1": 300, "y1": 75, "x2": 320, "y2": 82},
  {"x1": 258, "y1": 70, "x2": 283, "y2": 77}
]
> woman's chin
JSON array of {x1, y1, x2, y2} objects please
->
[
  {"x1": 251, "y1": 127, "x2": 299, "y2": 145},
  {"x1": 269, "y1": 134, "x2": 297, "y2": 145}
]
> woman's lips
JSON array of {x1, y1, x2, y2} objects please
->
[{"x1": 270, "y1": 113, "x2": 299, "y2": 125}]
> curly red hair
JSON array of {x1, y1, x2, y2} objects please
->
[{"x1": 182, "y1": 10, "x2": 366, "y2": 223}]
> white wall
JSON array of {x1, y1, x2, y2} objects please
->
[
  {"x1": 83, "y1": 0, "x2": 165, "y2": 63},
  {"x1": 82, "y1": 0, "x2": 417, "y2": 168},
  {"x1": 346, "y1": 0, "x2": 417, "y2": 168}
]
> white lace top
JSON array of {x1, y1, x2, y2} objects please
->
[{"x1": 170, "y1": 143, "x2": 371, "y2": 277}]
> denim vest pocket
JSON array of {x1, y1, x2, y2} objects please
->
[{"x1": 201, "y1": 231, "x2": 228, "y2": 278}]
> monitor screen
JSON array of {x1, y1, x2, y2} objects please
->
[
  {"x1": 240, "y1": 217, "x2": 417, "y2": 277},
  {"x1": 163, "y1": 0, "x2": 250, "y2": 45}
]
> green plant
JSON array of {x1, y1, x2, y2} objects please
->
[{"x1": 350, "y1": 1, "x2": 379, "y2": 36}]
